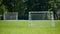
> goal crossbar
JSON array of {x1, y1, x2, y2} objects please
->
[{"x1": 29, "y1": 11, "x2": 53, "y2": 13}]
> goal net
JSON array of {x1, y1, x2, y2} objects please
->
[
  {"x1": 28, "y1": 11, "x2": 55, "y2": 27},
  {"x1": 3, "y1": 12, "x2": 18, "y2": 20}
]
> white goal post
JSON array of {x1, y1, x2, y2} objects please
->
[
  {"x1": 28, "y1": 11, "x2": 55, "y2": 27},
  {"x1": 3, "y1": 12, "x2": 18, "y2": 20}
]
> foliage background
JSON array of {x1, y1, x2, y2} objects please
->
[{"x1": 0, "y1": 0, "x2": 60, "y2": 20}]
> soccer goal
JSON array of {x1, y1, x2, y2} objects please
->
[
  {"x1": 28, "y1": 11, "x2": 55, "y2": 27},
  {"x1": 3, "y1": 12, "x2": 18, "y2": 20}
]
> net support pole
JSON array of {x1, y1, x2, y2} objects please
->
[
  {"x1": 51, "y1": 12, "x2": 55, "y2": 27},
  {"x1": 28, "y1": 12, "x2": 32, "y2": 26},
  {"x1": 4, "y1": 12, "x2": 5, "y2": 20},
  {"x1": 16, "y1": 12, "x2": 18, "y2": 20}
]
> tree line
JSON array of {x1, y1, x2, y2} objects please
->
[{"x1": 0, "y1": 0, "x2": 60, "y2": 20}]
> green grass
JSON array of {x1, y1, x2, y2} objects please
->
[{"x1": 0, "y1": 20, "x2": 60, "y2": 34}]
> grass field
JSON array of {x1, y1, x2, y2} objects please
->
[{"x1": 0, "y1": 20, "x2": 60, "y2": 34}]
